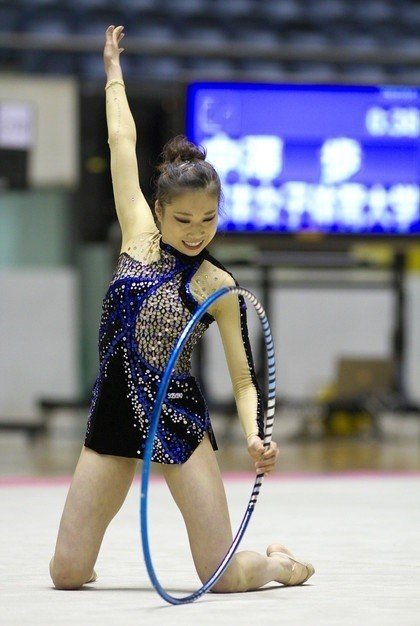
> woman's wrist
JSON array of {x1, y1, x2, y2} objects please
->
[
  {"x1": 105, "y1": 78, "x2": 125, "y2": 90},
  {"x1": 247, "y1": 433, "x2": 259, "y2": 442},
  {"x1": 105, "y1": 61, "x2": 124, "y2": 84}
]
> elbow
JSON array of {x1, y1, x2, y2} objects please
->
[
  {"x1": 108, "y1": 133, "x2": 119, "y2": 147},
  {"x1": 108, "y1": 121, "x2": 137, "y2": 145},
  {"x1": 233, "y1": 380, "x2": 254, "y2": 399},
  {"x1": 108, "y1": 125, "x2": 136, "y2": 147}
]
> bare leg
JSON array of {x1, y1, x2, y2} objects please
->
[
  {"x1": 50, "y1": 445, "x2": 139, "y2": 590},
  {"x1": 162, "y1": 433, "x2": 293, "y2": 593}
]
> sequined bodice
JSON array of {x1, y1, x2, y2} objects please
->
[
  {"x1": 86, "y1": 228, "x2": 264, "y2": 462},
  {"x1": 98, "y1": 239, "x2": 213, "y2": 377},
  {"x1": 86, "y1": 77, "x2": 264, "y2": 462}
]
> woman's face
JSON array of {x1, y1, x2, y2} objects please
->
[{"x1": 155, "y1": 190, "x2": 219, "y2": 256}]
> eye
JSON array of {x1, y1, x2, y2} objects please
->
[{"x1": 175, "y1": 215, "x2": 216, "y2": 224}]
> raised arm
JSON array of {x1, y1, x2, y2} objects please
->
[{"x1": 104, "y1": 25, "x2": 158, "y2": 243}]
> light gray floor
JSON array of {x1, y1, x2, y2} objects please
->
[{"x1": 1, "y1": 473, "x2": 419, "y2": 626}]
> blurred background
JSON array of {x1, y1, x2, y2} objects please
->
[{"x1": 1, "y1": 0, "x2": 420, "y2": 478}]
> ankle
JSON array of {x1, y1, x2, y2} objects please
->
[{"x1": 268, "y1": 553, "x2": 293, "y2": 584}]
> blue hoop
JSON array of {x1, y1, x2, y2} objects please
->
[{"x1": 140, "y1": 286, "x2": 276, "y2": 604}]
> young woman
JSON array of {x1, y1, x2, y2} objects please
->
[{"x1": 49, "y1": 25, "x2": 315, "y2": 593}]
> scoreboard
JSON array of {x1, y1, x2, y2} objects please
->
[{"x1": 187, "y1": 82, "x2": 420, "y2": 237}]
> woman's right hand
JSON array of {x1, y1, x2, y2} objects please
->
[{"x1": 104, "y1": 25, "x2": 125, "y2": 76}]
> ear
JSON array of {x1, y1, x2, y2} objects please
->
[{"x1": 154, "y1": 199, "x2": 161, "y2": 222}]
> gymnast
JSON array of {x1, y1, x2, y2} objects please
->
[{"x1": 49, "y1": 25, "x2": 315, "y2": 592}]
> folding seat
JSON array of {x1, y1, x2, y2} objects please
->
[
  {"x1": 397, "y1": 2, "x2": 420, "y2": 39},
  {"x1": 0, "y1": 4, "x2": 21, "y2": 33},
  {"x1": 303, "y1": 0, "x2": 351, "y2": 26},
  {"x1": 130, "y1": 55, "x2": 185, "y2": 81},
  {"x1": 292, "y1": 61, "x2": 337, "y2": 81},
  {"x1": 211, "y1": 0, "x2": 256, "y2": 22},
  {"x1": 21, "y1": 51, "x2": 77, "y2": 75},
  {"x1": 77, "y1": 53, "x2": 110, "y2": 79},
  {"x1": 181, "y1": 18, "x2": 228, "y2": 46},
  {"x1": 0, "y1": 4, "x2": 22, "y2": 67},
  {"x1": 329, "y1": 30, "x2": 380, "y2": 53},
  {"x1": 157, "y1": 0, "x2": 209, "y2": 21},
  {"x1": 68, "y1": 0, "x2": 111, "y2": 8},
  {"x1": 255, "y1": 0, "x2": 304, "y2": 26},
  {"x1": 20, "y1": 6, "x2": 75, "y2": 75},
  {"x1": 239, "y1": 59, "x2": 288, "y2": 81},
  {"x1": 341, "y1": 64, "x2": 389, "y2": 83},
  {"x1": 232, "y1": 26, "x2": 280, "y2": 48},
  {"x1": 228, "y1": 13, "x2": 282, "y2": 53},
  {"x1": 75, "y1": 6, "x2": 127, "y2": 35},
  {"x1": 21, "y1": 9, "x2": 74, "y2": 38},
  {"x1": 129, "y1": 19, "x2": 179, "y2": 44},
  {"x1": 76, "y1": 6, "x2": 127, "y2": 78},
  {"x1": 286, "y1": 30, "x2": 330, "y2": 51},
  {"x1": 186, "y1": 58, "x2": 237, "y2": 80},
  {"x1": 351, "y1": 0, "x2": 395, "y2": 24},
  {"x1": 116, "y1": 0, "x2": 156, "y2": 9},
  {"x1": 391, "y1": 67, "x2": 420, "y2": 84},
  {"x1": 17, "y1": 0, "x2": 63, "y2": 6},
  {"x1": 396, "y1": 36, "x2": 420, "y2": 54}
]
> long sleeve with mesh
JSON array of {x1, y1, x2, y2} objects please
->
[
  {"x1": 105, "y1": 81, "x2": 157, "y2": 238},
  {"x1": 213, "y1": 274, "x2": 265, "y2": 441}
]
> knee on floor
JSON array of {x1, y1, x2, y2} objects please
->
[
  {"x1": 49, "y1": 556, "x2": 91, "y2": 590},
  {"x1": 208, "y1": 569, "x2": 246, "y2": 594}
]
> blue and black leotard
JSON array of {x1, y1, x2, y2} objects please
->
[
  {"x1": 84, "y1": 80, "x2": 264, "y2": 464},
  {"x1": 85, "y1": 229, "x2": 264, "y2": 463}
]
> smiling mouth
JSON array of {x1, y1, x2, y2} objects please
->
[{"x1": 183, "y1": 240, "x2": 204, "y2": 250}]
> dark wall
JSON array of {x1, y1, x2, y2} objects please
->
[{"x1": 78, "y1": 87, "x2": 184, "y2": 243}]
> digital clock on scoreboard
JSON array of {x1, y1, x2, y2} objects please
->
[{"x1": 186, "y1": 83, "x2": 420, "y2": 238}]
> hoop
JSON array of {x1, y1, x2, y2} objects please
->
[{"x1": 140, "y1": 286, "x2": 276, "y2": 604}]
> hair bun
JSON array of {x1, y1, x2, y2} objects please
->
[{"x1": 158, "y1": 135, "x2": 206, "y2": 171}]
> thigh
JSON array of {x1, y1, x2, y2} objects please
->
[
  {"x1": 53, "y1": 446, "x2": 139, "y2": 577},
  {"x1": 162, "y1": 433, "x2": 242, "y2": 588}
]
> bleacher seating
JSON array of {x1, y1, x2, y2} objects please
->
[
  {"x1": 239, "y1": 59, "x2": 288, "y2": 81},
  {"x1": 255, "y1": 0, "x2": 304, "y2": 26},
  {"x1": 0, "y1": 0, "x2": 419, "y2": 81},
  {"x1": 0, "y1": 5, "x2": 21, "y2": 32},
  {"x1": 180, "y1": 16, "x2": 229, "y2": 45},
  {"x1": 130, "y1": 55, "x2": 185, "y2": 81},
  {"x1": 20, "y1": 7, "x2": 74, "y2": 37},
  {"x1": 187, "y1": 58, "x2": 237, "y2": 80}
]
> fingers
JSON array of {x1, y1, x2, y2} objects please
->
[
  {"x1": 262, "y1": 442, "x2": 278, "y2": 458},
  {"x1": 113, "y1": 25, "x2": 124, "y2": 36},
  {"x1": 254, "y1": 442, "x2": 279, "y2": 476},
  {"x1": 104, "y1": 25, "x2": 125, "y2": 56},
  {"x1": 247, "y1": 436, "x2": 280, "y2": 476},
  {"x1": 106, "y1": 24, "x2": 125, "y2": 42}
]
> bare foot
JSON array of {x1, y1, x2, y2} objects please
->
[
  {"x1": 86, "y1": 570, "x2": 98, "y2": 583},
  {"x1": 266, "y1": 543, "x2": 315, "y2": 585}
]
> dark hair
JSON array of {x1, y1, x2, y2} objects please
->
[{"x1": 154, "y1": 135, "x2": 224, "y2": 215}]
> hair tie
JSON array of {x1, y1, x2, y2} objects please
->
[{"x1": 179, "y1": 160, "x2": 192, "y2": 169}]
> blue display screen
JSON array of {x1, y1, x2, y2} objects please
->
[{"x1": 186, "y1": 82, "x2": 420, "y2": 236}]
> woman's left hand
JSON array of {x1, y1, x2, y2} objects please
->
[{"x1": 247, "y1": 434, "x2": 280, "y2": 477}]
